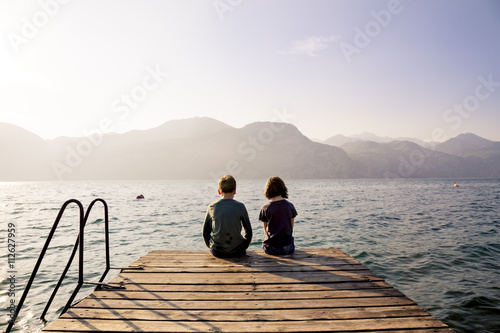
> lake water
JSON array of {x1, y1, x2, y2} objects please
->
[{"x1": 1, "y1": 179, "x2": 499, "y2": 332}]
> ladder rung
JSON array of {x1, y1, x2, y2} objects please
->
[{"x1": 83, "y1": 281, "x2": 125, "y2": 289}]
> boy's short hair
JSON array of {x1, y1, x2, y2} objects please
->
[
  {"x1": 265, "y1": 176, "x2": 288, "y2": 200},
  {"x1": 219, "y1": 175, "x2": 236, "y2": 193}
]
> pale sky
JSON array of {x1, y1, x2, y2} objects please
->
[{"x1": 1, "y1": 0, "x2": 499, "y2": 142}]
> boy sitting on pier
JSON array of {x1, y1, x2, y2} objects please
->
[{"x1": 203, "y1": 175, "x2": 253, "y2": 258}]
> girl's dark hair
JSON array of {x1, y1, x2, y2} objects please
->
[{"x1": 264, "y1": 176, "x2": 288, "y2": 200}]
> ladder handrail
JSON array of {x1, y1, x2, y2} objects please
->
[
  {"x1": 5, "y1": 198, "x2": 111, "y2": 333},
  {"x1": 5, "y1": 199, "x2": 84, "y2": 333},
  {"x1": 90, "y1": 199, "x2": 110, "y2": 284},
  {"x1": 39, "y1": 198, "x2": 110, "y2": 320}
]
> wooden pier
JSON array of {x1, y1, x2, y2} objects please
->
[{"x1": 43, "y1": 249, "x2": 453, "y2": 332}]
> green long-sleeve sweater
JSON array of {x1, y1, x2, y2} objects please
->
[{"x1": 203, "y1": 199, "x2": 252, "y2": 254}]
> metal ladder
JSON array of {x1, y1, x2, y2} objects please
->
[{"x1": 5, "y1": 198, "x2": 126, "y2": 333}]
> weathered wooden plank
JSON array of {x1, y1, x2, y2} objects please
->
[
  {"x1": 74, "y1": 296, "x2": 416, "y2": 310},
  {"x1": 365, "y1": 330, "x2": 454, "y2": 333},
  {"x1": 136, "y1": 255, "x2": 355, "y2": 263},
  {"x1": 118, "y1": 269, "x2": 379, "y2": 279},
  {"x1": 130, "y1": 257, "x2": 358, "y2": 266},
  {"x1": 43, "y1": 317, "x2": 450, "y2": 332},
  {"x1": 62, "y1": 305, "x2": 430, "y2": 321},
  {"x1": 145, "y1": 248, "x2": 349, "y2": 257},
  {"x1": 123, "y1": 263, "x2": 368, "y2": 273},
  {"x1": 363, "y1": 330, "x2": 454, "y2": 333},
  {"x1": 118, "y1": 280, "x2": 393, "y2": 292},
  {"x1": 90, "y1": 288, "x2": 405, "y2": 301},
  {"x1": 43, "y1": 328, "x2": 455, "y2": 333},
  {"x1": 135, "y1": 251, "x2": 355, "y2": 259},
  {"x1": 130, "y1": 249, "x2": 357, "y2": 266},
  {"x1": 110, "y1": 270, "x2": 382, "y2": 285}
]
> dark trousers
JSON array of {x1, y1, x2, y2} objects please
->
[
  {"x1": 210, "y1": 248, "x2": 246, "y2": 258},
  {"x1": 263, "y1": 244, "x2": 295, "y2": 255}
]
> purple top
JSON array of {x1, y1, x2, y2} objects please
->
[{"x1": 259, "y1": 200, "x2": 297, "y2": 248}]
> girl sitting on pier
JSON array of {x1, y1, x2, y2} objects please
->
[{"x1": 259, "y1": 177, "x2": 297, "y2": 255}]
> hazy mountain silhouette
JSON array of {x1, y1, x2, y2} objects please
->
[
  {"x1": 434, "y1": 133, "x2": 500, "y2": 177},
  {"x1": 435, "y1": 133, "x2": 494, "y2": 156},
  {"x1": 7, "y1": 118, "x2": 352, "y2": 181},
  {"x1": 341, "y1": 140, "x2": 495, "y2": 179},
  {"x1": 1, "y1": 118, "x2": 499, "y2": 180},
  {"x1": 115, "y1": 117, "x2": 234, "y2": 143},
  {"x1": 323, "y1": 134, "x2": 360, "y2": 147},
  {"x1": 324, "y1": 132, "x2": 432, "y2": 148},
  {"x1": 0, "y1": 123, "x2": 53, "y2": 180}
]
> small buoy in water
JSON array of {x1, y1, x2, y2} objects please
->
[
  {"x1": 454, "y1": 184, "x2": 459, "y2": 187},
  {"x1": 136, "y1": 194, "x2": 145, "y2": 199}
]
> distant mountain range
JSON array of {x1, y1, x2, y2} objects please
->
[
  {"x1": 1, "y1": 118, "x2": 499, "y2": 181},
  {"x1": 323, "y1": 132, "x2": 432, "y2": 148}
]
